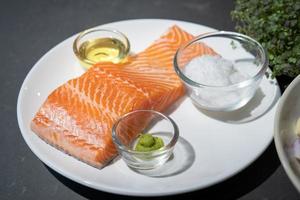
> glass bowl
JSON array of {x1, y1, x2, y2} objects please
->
[
  {"x1": 73, "y1": 28, "x2": 130, "y2": 69},
  {"x1": 112, "y1": 110, "x2": 179, "y2": 170},
  {"x1": 174, "y1": 31, "x2": 268, "y2": 111}
]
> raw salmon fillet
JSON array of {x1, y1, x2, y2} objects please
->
[{"x1": 31, "y1": 25, "x2": 216, "y2": 168}]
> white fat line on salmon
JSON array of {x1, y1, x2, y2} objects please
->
[
  {"x1": 65, "y1": 82, "x2": 119, "y2": 121},
  {"x1": 145, "y1": 51, "x2": 175, "y2": 59},
  {"x1": 40, "y1": 104, "x2": 108, "y2": 147},
  {"x1": 144, "y1": 42, "x2": 172, "y2": 53},
  {"x1": 95, "y1": 67, "x2": 153, "y2": 106}
]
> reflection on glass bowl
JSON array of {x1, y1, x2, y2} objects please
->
[
  {"x1": 112, "y1": 110, "x2": 179, "y2": 170},
  {"x1": 174, "y1": 31, "x2": 268, "y2": 111}
]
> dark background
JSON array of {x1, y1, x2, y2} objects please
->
[{"x1": 1, "y1": 0, "x2": 299, "y2": 199}]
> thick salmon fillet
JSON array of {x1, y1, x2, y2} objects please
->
[{"x1": 31, "y1": 25, "x2": 216, "y2": 168}]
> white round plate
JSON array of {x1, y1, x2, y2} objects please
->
[
  {"x1": 274, "y1": 75, "x2": 300, "y2": 192},
  {"x1": 17, "y1": 19, "x2": 280, "y2": 196}
]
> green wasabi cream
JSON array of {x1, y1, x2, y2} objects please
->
[{"x1": 135, "y1": 134, "x2": 164, "y2": 152}]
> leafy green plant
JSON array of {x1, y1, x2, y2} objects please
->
[{"x1": 231, "y1": 0, "x2": 300, "y2": 78}]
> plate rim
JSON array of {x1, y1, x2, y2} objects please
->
[{"x1": 17, "y1": 18, "x2": 278, "y2": 196}]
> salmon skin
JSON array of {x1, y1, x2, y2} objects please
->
[{"x1": 31, "y1": 25, "x2": 216, "y2": 168}]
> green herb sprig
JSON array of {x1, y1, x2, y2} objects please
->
[{"x1": 231, "y1": 0, "x2": 300, "y2": 78}]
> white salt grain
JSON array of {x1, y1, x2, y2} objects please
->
[
  {"x1": 184, "y1": 55, "x2": 250, "y2": 108},
  {"x1": 184, "y1": 55, "x2": 248, "y2": 86}
]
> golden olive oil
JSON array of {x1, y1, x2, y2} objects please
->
[{"x1": 78, "y1": 37, "x2": 127, "y2": 69}]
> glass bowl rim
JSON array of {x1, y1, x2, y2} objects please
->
[
  {"x1": 112, "y1": 109, "x2": 179, "y2": 154},
  {"x1": 173, "y1": 31, "x2": 269, "y2": 89},
  {"x1": 73, "y1": 27, "x2": 131, "y2": 65}
]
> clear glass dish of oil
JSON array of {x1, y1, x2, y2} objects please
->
[{"x1": 73, "y1": 28, "x2": 130, "y2": 70}]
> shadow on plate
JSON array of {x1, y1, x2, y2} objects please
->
[
  {"x1": 45, "y1": 141, "x2": 280, "y2": 200},
  {"x1": 130, "y1": 136, "x2": 195, "y2": 177},
  {"x1": 165, "y1": 95, "x2": 187, "y2": 116},
  {"x1": 198, "y1": 87, "x2": 280, "y2": 124}
]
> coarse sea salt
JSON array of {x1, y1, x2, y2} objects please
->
[
  {"x1": 183, "y1": 55, "x2": 250, "y2": 108},
  {"x1": 184, "y1": 55, "x2": 248, "y2": 86}
]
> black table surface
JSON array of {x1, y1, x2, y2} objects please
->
[{"x1": 1, "y1": 0, "x2": 299, "y2": 199}]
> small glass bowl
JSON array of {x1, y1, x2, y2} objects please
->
[
  {"x1": 73, "y1": 28, "x2": 130, "y2": 69},
  {"x1": 174, "y1": 31, "x2": 268, "y2": 111},
  {"x1": 112, "y1": 110, "x2": 179, "y2": 170}
]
